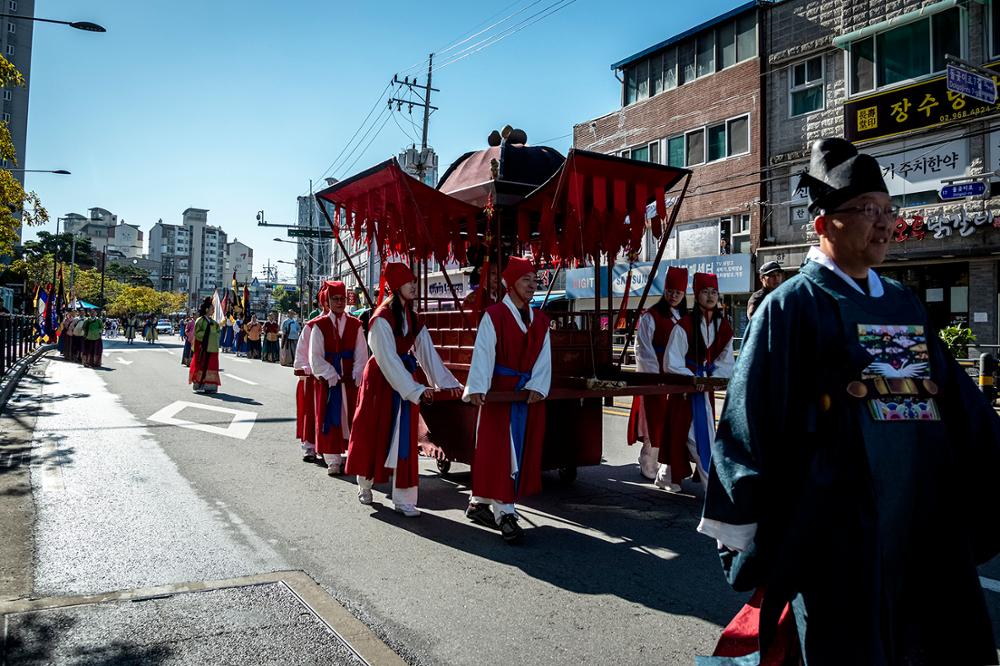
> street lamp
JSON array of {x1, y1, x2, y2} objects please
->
[
  {"x1": 0, "y1": 14, "x2": 107, "y2": 32},
  {"x1": 6, "y1": 168, "x2": 70, "y2": 174}
]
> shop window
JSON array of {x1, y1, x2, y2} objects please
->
[
  {"x1": 789, "y1": 56, "x2": 824, "y2": 117},
  {"x1": 849, "y1": 7, "x2": 963, "y2": 94}
]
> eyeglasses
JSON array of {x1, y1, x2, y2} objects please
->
[{"x1": 830, "y1": 203, "x2": 900, "y2": 220}]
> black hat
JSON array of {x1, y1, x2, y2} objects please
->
[
  {"x1": 797, "y1": 138, "x2": 888, "y2": 214},
  {"x1": 759, "y1": 260, "x2": 783, "y2": 276}
]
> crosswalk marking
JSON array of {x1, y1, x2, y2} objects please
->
[{"x1": 224, "y1": 373, "x2": 258, "y2": 386}]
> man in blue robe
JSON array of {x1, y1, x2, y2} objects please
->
[{"x1": 699, "y1": 138, "x2": 1000, "y2": 665}]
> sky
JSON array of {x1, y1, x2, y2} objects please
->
[{"x1": 25, "y1": 0, "x2": 744, "y2": 284}]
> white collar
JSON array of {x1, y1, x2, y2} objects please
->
[
  {"x1": 805, "y1": 246, "x2": 885, "y2": 298},
  {"x1": 502, "y1": 294, "x2": 532, "y2": 332}
]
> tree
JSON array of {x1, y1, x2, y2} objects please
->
[
  {"x1": 271, "y1": 285, "x2": 298, "y2": 313},
  {"x1": 21, "y1": 231, "x2": 96, "y2": 268},
  {"x1": 106, "y1": 261, "x2": 153, "y2": 287},
  {"x1": 107, "y1": 286, "x2": 184, "y2": 317},
  {"x1": 0, "y1": 55, "x2": 48, "y2": 257}
]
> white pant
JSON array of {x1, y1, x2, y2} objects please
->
[
  {"x1": 323, "y1": 453, "x2": 343, "y2": 467},
  {"x1": 470, "y1": 495, "x2": 516, "y2": 524},
  {"x1": 656, "y1": 437, "x2": 708, "y2": 489},
  {"x1": 357, "y1": 475, "x2": 418, "y2": 507},
  {"x1": 638, "y1": 440, "x2": 659, "y2": 480},
  {"x1": 300, "y1": 442, "x2": 315, "y2": 455}
]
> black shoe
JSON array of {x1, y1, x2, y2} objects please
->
[
  {"x1": 466, "y1": 503, "x2": 498, "y2": 529},
  {"x1": 498, "y1": 514, "x2": 523, "y2": 544},
  {"x1": 302, "y1": 454, "x2": 316, "y2": 464},
  {"x1": 314, "y1": 457, "x2": 328, "y2": 468}
]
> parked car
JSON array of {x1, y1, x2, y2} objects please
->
[{"x1": 156, "y1": 319, "x2": 173, "y2": 335}]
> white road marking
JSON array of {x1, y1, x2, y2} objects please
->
[
  {"x1": 147, "y1": 400, "x2": 258, "y2": 440},
  {"x1": 115, "y1": 357, "x2": 133, "y2": 365},
  {"x1": 223, "y1": 373, "x2": 258, "y2": 386},
  {"x1": 980, "y1": 576, "x2": 1000, "y2": 594},
  {"x1": 228, "y1": 357, "x2": 252, "y2": 364}
]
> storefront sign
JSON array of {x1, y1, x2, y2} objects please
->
[
  {"x1": 844, "y1": 61, "x2": 1000, "y2": 142},
  {"x1": 893, "y1": 208, "x2": 997, "y2": 243},
  {"x1": 874, "y1": 136, "x2": 969, "y2": 197},
  {"x1": 565, "y1": 253, "x2": 753, "y2": 298}
]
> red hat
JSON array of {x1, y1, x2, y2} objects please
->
[
  {"x1": 384, "y1": 262, "x2": 416, "y2": 292},
  {"x1": 693, "y1": 272, "x2": 719, "y2": 293},
  {"x1": 664, "y1": 266, "x2": 688, "y2": 292},
  {"x1": 325, "y1": 280, "x2": 346, "y2": 298},
  {"x1": 502, "y1": 256, "x2": 535, "y2": 287}
]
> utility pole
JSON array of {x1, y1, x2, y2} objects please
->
[
  {"x1": 389, "y1": 53, "x2": 438, "y2": 181},
  {"x1": 307, "y1": 179, "x2": 314, "y2": 315},
  {"x1": 98, "y1": 250, "x2": 107, "y2": 308}
]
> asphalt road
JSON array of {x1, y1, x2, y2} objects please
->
[{"x1": 19, "y1": 336, "x2": 1000, "y2": 664}]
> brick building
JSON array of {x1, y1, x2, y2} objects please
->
[
  {"x1": 573, "y1": 1, "x2": 762, "y2": 333},
  {"x1": 760, "y1": 0, "x2": 1000, "y2": 347}
]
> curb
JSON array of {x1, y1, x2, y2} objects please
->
[{"x1": 0, "y1": 344, "x2": 54, "y2": 415}]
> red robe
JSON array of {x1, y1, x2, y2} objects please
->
[
  {"x1": 471, "y1": 303, "x2": 550, "y2": 504},
  {"x1": 626, "y1": 307, "x2": 677, "y2": 449},
  {"x1": 345, "y1": 304, "x2": 422, "y2": 488},
  {"x1": 312, "y1": 314, "x2": 361, "y2": 456},
  {"x1": 295, "y1": 321, "x2": 316, "y2": 446},
  {"x1": 663, "y1": 313, "x2": 734, "y2": 484}
]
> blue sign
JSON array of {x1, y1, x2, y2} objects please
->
[
  {"x1": 946, "y1": 65, "x2": 997, "y2": 105},
  {"x1": 939, "y1": 181, "x2": 988, "y2": 200},
  {"x1": 565, "y1": 253, "x2": 753, "y2": 299}
]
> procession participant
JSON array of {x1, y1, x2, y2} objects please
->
[
  {"x1": 262, "y1": 312, "x2": 280, "y2": 363},
  {"x1": 143, "y1": 315, "x2": 158, "y2": 344},
  {"x1": 59, "y1": 310, "x2": 78, "y2": 360},
  {"x1": 91, "y1": 310, "x2": 105, "y2": 367},
  {"x1": 234, "y1": 315, "x2": 247, "y2": 357},
  {"x1": 245, "y1": 314, "x2": 262, "y2": 359},
  {"x1": 124, "y1": 312, "x2": 137, "y2": 345},
  {"x1": 463, "y1": 265, "x2": 505, "y2": 317},
  {"x1": 219, "y1": 312, "x2": 234, "y2": 353},
  {"x1": 71, "y1": 310, "x2": 88, "y2": 363},
  {"x1": 345, "y1": 262, "x2": 462, "y2": 516},
  {"x1": 190, "y1": 297, "x2": 222, "y2": 393},
  {"x1": 626, "y1": 266, "x2": 688, "y2": 482},
  {"x1": 699, "y1": 138, "x2": 1000, "y2": 665},
  {"x1": 181, "y1": 314, "x2": 195, "y2": 366},
  {"x1": 281, "y1": 309, "x2": 300, "y2": 366},
  {"x1": 110, "y1": 317, "x2": 119, "y2": 338},
  {"x1": 309, "y1": 281, "x2": 367, "y2": 475},
  {"x1": 295, "y1": 284, "x2": 329, "y2": 464},
  {"x1": 746, "y1": 261, "x2": 785, "y2": 319},
  {"x1": 462, "y1": 257, "x2": 551, "y2": 544},
  {"x1": 661, "y1": 272, "x2": 735, "y2": 491},
  {"x1": 82, "y1": 309, "x2": 103, "y2": 367}
]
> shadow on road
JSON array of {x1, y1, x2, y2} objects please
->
[{"x1": 201, "y1": 393, "x2": 263, "y2": 406}]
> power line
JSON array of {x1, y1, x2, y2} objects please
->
[
  {"x1": 340, "y1": 112, "x2": 394, "y2": 178},
  {"x1": 331, "y1": 104, "x2": 392, "y2": 179}
]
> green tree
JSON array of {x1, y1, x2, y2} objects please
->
[
  {"x1": 107, "y1": 286, "x2": 180, "y2": 317},
  {"x1": 21, "y1": 231, "x2": 96, "y2": 267},
  {"x1": 271, "y1": 285, "x2": 298, "y2": 313},
  {"x1": 106, "y1": 261, "x2": 153, "y2": 287},
  {"x1": 0, "y1": 55, "x2": 48, "y2": 256}
]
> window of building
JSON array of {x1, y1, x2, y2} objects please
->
[
  {"x1": 666, "y1": 136, "x2": 684, "y2": 167},
  {"x1": 736, "y1": 12, "x2": 757, "y2": 61},
  {"x1": 848, "y1": 7, "x2": 962, "y2": 94},
  {"x1": 727, "y1": 115, "x2": 749, "y2": 155},
  {"x1": 696, "y1": 32, "x2": 715, "y2": 78},
  {"x1": 635, "y1": 58, "x2": 649, "y2": 102},
  {"x1": 5, "y1": 45, "x2": 13, "y2": 56},
  {"x1": 621, "y1": 141, "x2": 659, "y2": 163},
  {"x1": 662, "y1": 49, "x2": 677, "y2": 91},
  {"x1": 789, "y1": 56, "x2": 824, "y2": 116},
  {"x1": 678, "y1": 41, "x2": 695, "y2": 86},
  {"x1": 2, "y1": 113, "x2": 10, "y2": 123},
  {"x1": 2, "y1": 90, "x2": 10, "y2": 101},
  {"x1": 7, "y1": 22, "x2": 14, "y2": 34},
  {"x1": 728, "y1": 213, "x2": 751, "y2": 253},
  {"x1": 707, "y1": 123, "x2": 727, "y2": 162},
  {"x1": 685, "y1": 130, "x2": 704, "y2": 166},
  {"x1": 718, "y1": 20, "x2": 736, "y2": 70},
  {"x1": 993, "y1": 0, "x2": 1000, "y2": 59},
  {"x1": 7, "y1": 1, "x2": 15, "y2": 11}
]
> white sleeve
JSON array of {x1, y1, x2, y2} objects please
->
[
  {"x1": 309, "y1": 324, "x2": 340, "y2": 384},
  {"x1": 634, "y1": 313, "x2": 659, "y2": 373},
  {"x1": 461, "y1": 314, "x2": 497, "y2": 400},
  {"x1": 697, "y1": 518, "x2": 758, "y2": 553},
  {"x1": 294, "y1": 325, "x2": 312, "y2": 373},
  {"x1": 523, "y1": 330, "x2": 552, "y2": 398},
  {"x1": 352, "y1": 326, "x2": 367, "y2": 384},
  {"x1": 414, "y1": 326, "x2": 461, "y2": 390},
  {"x1": 666, "y1": 324, "x2": 692, "y2": 376},
  {"x1": 369, "y1": 318, "x2": 426, "y2": 403},
  {"x1": 712, "y1": 335, "x2": 736, "y2": 380}
]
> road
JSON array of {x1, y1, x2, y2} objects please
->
[{"x1": 9, "y1": 336, "x2": 1000, "y2": 664}]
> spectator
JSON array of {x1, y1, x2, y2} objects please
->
[{"x1": 746, "y1": 261, "x2": 785, "y2": 319}]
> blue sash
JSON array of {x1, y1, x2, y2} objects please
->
[
  {"x1": 689, "y1": 361, "x2": 717, "y2": 470},
  {"x1": 390, "y1": 352, "x2": 418, "y2": 460},
  {"x1": 494, "y1": 363, "x2": 531, "y2": 489},
  {"x1": 322, "y1": 349, "x2": 355, "y2": 433}
]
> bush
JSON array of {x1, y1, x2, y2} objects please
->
[{"x1": 938, "y1": 324, "x2": 977, "y2": 359}]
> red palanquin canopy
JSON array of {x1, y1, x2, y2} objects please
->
[{"x1": 314, "y1": 149, "x2": 690, "y2": 264}]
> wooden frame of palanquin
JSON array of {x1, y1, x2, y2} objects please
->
[{"x1": 315, "y1": 147, "x2": 726, "y2": 480}]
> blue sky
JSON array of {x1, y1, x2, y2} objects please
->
[{"x1": 25, "y1": 0, "x2": 744, "y2": 282}]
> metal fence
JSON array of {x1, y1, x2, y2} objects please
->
[{"x1": 0, "y1": 314, "x2": 37, "y2": 378}]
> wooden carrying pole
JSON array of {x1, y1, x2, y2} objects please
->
[
  {"x1": 617, "y1": 172, "x2": 692, "y2": 366},
  {"x1": 316, "y1": 197, "x2": 375, "y2": 309}
]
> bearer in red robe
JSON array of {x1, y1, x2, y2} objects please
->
[
  {"x1": 345, "y1": 263, "x2": 462, "y2": 517},
  {"x1": 462, "y1": 257, "x2": 552, "y2": 544},
  {"x1": 309, "y1": 280, "x2": 368, "y2": 476},
  {"x1": 626, "y1": 266, "x2": 688, "y2": 483},
  {"x1": 294, "y1": 282, "x2": 328, "y2": 464},
  {"x1": 662, "y1": 272, "x2": 735, "y2": 490}
]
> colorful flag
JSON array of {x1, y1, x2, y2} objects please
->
[
  {"x1": 211, "y1": 289, "x2": 223, "y2": 324},
  {"x1": 32, "y1": 284, "x2": 48, "y2": 342}
]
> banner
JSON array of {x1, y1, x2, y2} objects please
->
[{"x1": 565, "y1": 254, "x2": 753, "y2": 299}]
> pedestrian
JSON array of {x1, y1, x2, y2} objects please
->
[
  {"x1": 345, "y1": 262, "x2": 462, "y2": 516},
  {"x1": 234, "y1": 315, "x2": 247, "y2": 357},
  {"x1": 189, "y1": 297, "x2": 221, "y2": 393},
  {"x1": 59, "y1": 310, "x2": 78, "y2": 361},
  {"x1": 661, "y1": 272, "x2": 735, "y2": 491},
  {"x1": 110, "y1": 317, "x2": 119, "y2": 338},
  {"x1": 219, "y1": 312, "x2": 234, "y2": 354},
  {"x1": 124, "y1": 313, "x2": 137, "y2": 345},
  {"x1": 181, "y1": 314, "x2": 195, "y2": 367},
  {"x1": 746, "y1": 261, "x2": 785, "y2": 319},
  {"x1": 462, "y1": 257, "x2": 552, "y2": 544},
  {"x1": 699, "y1": 137, "x2": 1000, "y2": 664},
  {"x1": 245, "y1": 314, "x2": 262, "y2": 359},
  {"x1": 71, "y1": 311, "x2": 87, "y2": 363},
  {"x1": 626, "y1": 266, "x2": 688, "y2": 483},
  {"x1": 82, "y1": 309, "x2": 104, "y2": 367},
  {"x1": 294, "y1": 289, "x2": 325, "y2": 465},
  {"x1": 262, "y1": 312, "x2": 280, "y2": 363},
  {"x1": 280, "y1": 309, "x2": 300, "y2": 366},
  {"x1": 143, "y1": 316, "x2": 157, "y2": 344},
  {"x1": 309, "y1": 281, "x2": 368, "y2": 475}
]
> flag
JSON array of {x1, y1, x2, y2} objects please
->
[
  {"x1": 211, "y1": 288, "x2": 223, "y2": 324},
  {"x1": 243, "y1": 284, "x2": 250, "y2": 316},
  {"x1": 33, "y1": 284, "x2": 48, "y2": 342},
  {"x1": 43, "y1": 281, "x2": 56, "y2": 341},
  {"x1": 231, "y1": 271, "x2": 241, "y2": 314},
  {"x1": 220, "y1": 288, "x2": 229, "y2": 317},
  {"x1": 54, "y1": 267, "x2": 65, "y2": 340}
]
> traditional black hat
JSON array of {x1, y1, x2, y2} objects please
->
[
  {"x1": 758, "y1": 260, "x2": 784, "y2": 276},
  {"x1": 797, "y1": 138, "x2": 888, "y2": 214}
]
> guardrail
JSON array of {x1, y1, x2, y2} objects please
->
[{"x1": 0, "y1": 314, "x2": 37, "y2": 377}]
